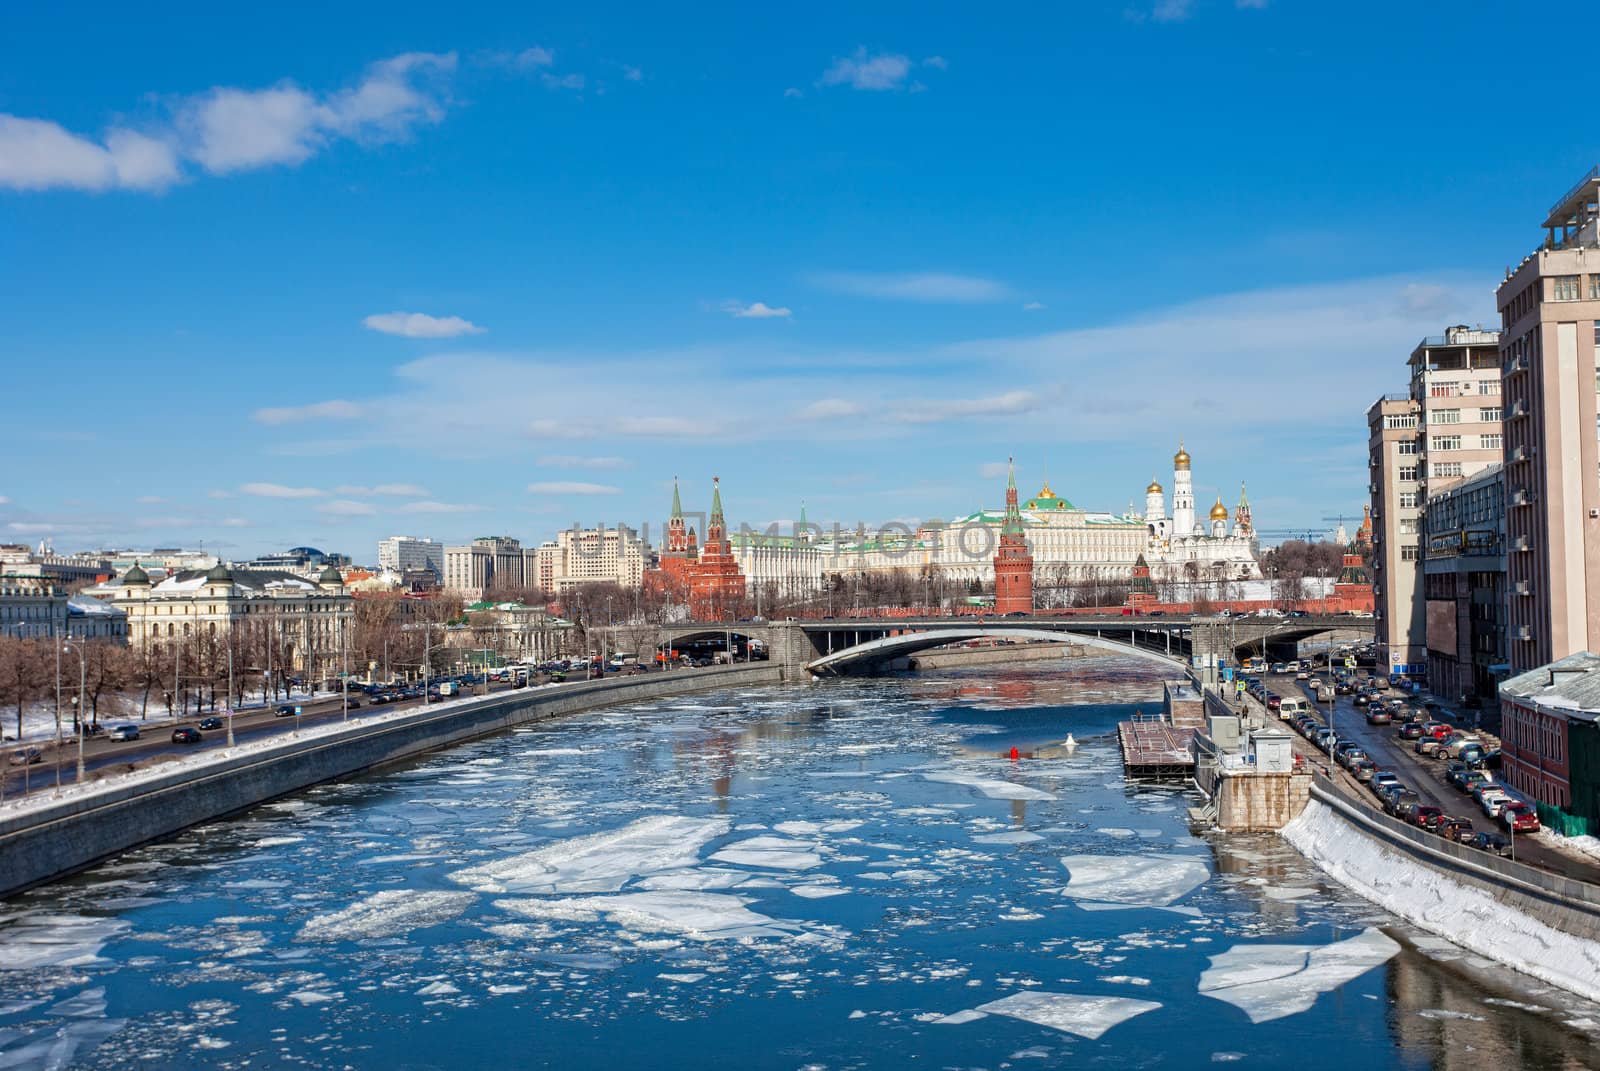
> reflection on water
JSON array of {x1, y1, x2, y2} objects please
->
[{"x1": 0, "y1": 658, "x2": 1596, "y2": 1070}]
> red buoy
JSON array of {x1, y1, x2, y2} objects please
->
[{"x1": 1010, "y1": 746, "x2": 1020, "y2": 761}]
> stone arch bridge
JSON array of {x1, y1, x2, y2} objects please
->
[{"x1": 602, "y1": 615, "x2": 1371, "y2": 681}]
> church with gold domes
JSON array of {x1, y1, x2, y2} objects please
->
[{"x1": 1138, "y1": 440, "x2": 1261, "y2": 581}]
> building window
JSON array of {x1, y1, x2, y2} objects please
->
[
  {"x1": 1431, "y1": 435, "x2": 1462, "y2": 452},
  {"x1": 1400, "y1": 544, "x2": 1420, "y2": 561},
  {"x1": 1430, "y1": 409, "x2": 1461, "y2": 424},
  {"x1": 1432, "y1": 461, "x2": 1463, "y2": 477},
  {"x1": 1480, "y1": 407, "x2": 1502, "y2": 422},
  {"x1": 1553, "y1": 275, "x2": 1581, "y2": 301},
  {"x1": 1430, "y1": 381, "x2": 1459, "y2": 398},
  {"x1": 1385, "y1": 414, "x2": 1418, "y2": 430},
  {"x1": 1397, "y1": 440, "x2": 1419, "y2": 456},
  {"x1": 1399, "y1": 491, "x2": 1418, "y2": 509},
  {"x1": 1479, "y1": 379, "x2": 1501, "y2": 395},
  {"x1": 1480, "y1": 433, "x2": 1502, "y2": 450},
  {"x1": 1398, "y1": 465, "x2": 1418, "y2": 482}
]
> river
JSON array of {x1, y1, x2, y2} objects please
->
[{"x1": 2, "y1": 658, "x2": 1598, "y2": 1069}]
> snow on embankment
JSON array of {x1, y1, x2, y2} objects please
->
[{"x1": 1282, "y1": 796, "x2": 1600, "y2": 1003}]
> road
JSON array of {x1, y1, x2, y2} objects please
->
[
  {"x1": 0, "y1": 663, "x2": 705, "y2": 800},
  {"x1": 1256, "y1": 671, "x2": 1600, "y2": 885}
]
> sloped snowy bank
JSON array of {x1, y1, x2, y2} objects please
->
[{"x1": 1282, "y1": 798, "x2": 1600, "y2": 1003}]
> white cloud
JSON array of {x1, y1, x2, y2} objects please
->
[
  {"x1": 517, "y1": 46, "x2": 555, "y2": 68},
  {"x1": 0, "y1": 116, "x2": 180, "y2": 192},
  {"x1": 820, "y1": 48, "x2": 914, "y2": 91},
  {"x1": 2, "y1": 52, "x2": 454, "y2": 194},
  {"x1": 797, "y1": 398, "x2": 864, "y2": 420},
  {"x1": 335, "y1": 483, "x2": 430, "y2": 496},
  {"x1": 221, "y1": 517, "x2": 251, "y2": 527},
  {"x1": 979, "y1": 461, "x2": 1011, "y2": 479},
  {"x1": 0, "y1": 495, "x2": 9, "y2": 505},
  {"x1": 1237, "y1": 0, "x2": 1269, "y2": 7},
  {"x1": 363, "y1": 311, "x2": 486, "y2": 338},
  {"x1": 811, "y1": 270, "x2": 1012, "y2": 303},
  {"x1": 613, "y1": 415, "x2": 703, "y2": 437},
  {"x1": 526, "y1": 418, "x2": 594, "y2": 439},
  {"x1": 135, "y1": 495, "x2": 166, "y2": 504},
  {"x1": 206, "y1": 489, "x2": 232, "y2": 499},
  {"x1": 622, "y1": 65, "x2": 644, "y2": 82},
  {"x1": 537, "y1": 455, "x2": 629, "y2": 469},
  {"x1": 240, "y1": 482, "x2": 326, "y2": 499},
  {"x1": 923, "y1": 56, "x2": 949, "y2": 70},
  {"x1": 784, "y1": 87, "x2": 804, "y2": 100},
  {"x1": 889, "y1": 390, "x2": 1039, "y2": 424},
  {"x1": 1023, "y1": 301, "x2": 1046, "y2": 311},
  {"x1": 252, "y1": 399, "x2": 366, "y2": 424},
  {"x1": 397, "y1": 500, "x2": 484, "y2": 514},
  {"x1": 1152, "y1": 0, "x2": 1196, "y2": 20},
  {"x1": 722, "y1": 300, "x2": 792, "y2": 319},
  {"x1": 527, "y1": 481, "x2": 622, "y2": 495},
  {"x1": 541, "y1": 72, "x2": 586, "y2": 91},
  {"x1": 317, "y1": 499, "x2": 377, "y2": 517}
]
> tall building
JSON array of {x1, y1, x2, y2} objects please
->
[
  {"x1": 443, "y1": 536, "x2": 528, "y2": 599},
  {"x1": 1367, "y1": 325, "x2": 1504, "y2": 676},
  {"x1": 1422, "y1": 464, "x2": 1507, "y2": 702},
  {"x1": 1498, "y1": 167, "x2": 1600, "y2": 673},
  {"x1": 993, "y1": 459, "x2": 1035, "y2": 614},
  {"x1": 533, "y1": 524, "x2": 648, "y2": 592},
  {"x1": 377, "y1": 536, "x2": 443, "y2": 579}
]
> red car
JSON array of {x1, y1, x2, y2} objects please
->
[
  {"x1": 1412, "y1": 806, "x2": 1444, "y2": 830},
  {"x1": 1502, "y1": 803, "x2": 1541, "y2": 833}
]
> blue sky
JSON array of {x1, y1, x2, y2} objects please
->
[{"x1": 1, "y1": 1, "x2": 1591, "y2": 561}]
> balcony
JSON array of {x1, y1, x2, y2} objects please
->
[
  {"x1": 1511, "y1": 488, "x2": 1533, "y2": 507},
  {"x1": 1510, "y1": 445, "x2": 1528, "y2": 463},
  {"x1": 1508, "y1": 400, "x2": 1528, "y2": 418},
  {"x1": 1515, "y1": 581, "x2": 1531, "y2": 595},
  {"x1": 1513, "y1": 625, "x2": 1532, "y2": 642},
  {"x1": 1513, "y1": 536, "x2": 1531, "y2": 552}
]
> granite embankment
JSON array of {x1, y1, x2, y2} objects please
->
[
  {"x1": 1284, "y1": 780, "x2": 1600, "y2": 1002},
  {"x1": 0, "y1": 664, "x2": 783, "y2": 898}
]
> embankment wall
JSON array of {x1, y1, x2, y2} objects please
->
[{"x1": 0, "y1": 664, "x2": 783, "y2": 898}]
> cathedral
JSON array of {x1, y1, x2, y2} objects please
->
[{"x1": 1139, "y1": 441, "x2": 1262, "y2": 582}]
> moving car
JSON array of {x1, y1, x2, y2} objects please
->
[
  {"x1": 171, "y1": 727, "x2": 202, "y2": 744},
  {"x1": 7, "y1": 747, "x2": 43, "y2": 766},
  {"x1": 273, "y1": 704, "x2": 297, "y2": 717},
  {"x1": 107, "y1": 724, "x2": 140, "y2": 741},
  {"x1": 198, "y1": 717, "x2": 224, "y2": 731},
  {"x1": 1472, "y1": 831, "x2": 1514, "y2": 857}
]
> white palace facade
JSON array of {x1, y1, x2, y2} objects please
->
[{"x1": 729, "y1": 442, "x2": 1262, "y2": 595}]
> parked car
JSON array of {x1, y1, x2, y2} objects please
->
[
  {"x1": 1502, "y1": 802, "x2": 1541, "y2": 833},
  {"x1": 198, "y1": 716, "x2": 224, "y2": 731},
  {"x1": 1472, "y1": 831, "x2": 1514, "y2": 857},
  {"x1": 1439, "y1": 818, "x2": 1475, "y2": 843},
  {"x1": 1351, "y1": 759, "x2": 1377, "y2": 783},
  {"x1": 107, "y1": 724, "x2": 140, "y2": 741},
  {"x1": 171, "y1": 727, "x2": 202, "y2": 744},
  {"x1": 1479, "y1": 790, "x2": 1514, "y2": 819},
  {"x1": 1444, "y1": 735, "x2": 1484, "y2": 759},
  {"x1": 1385, "y1": 791, "x2": 1421, "y2": 817},
  {"x1": 1398, "y1": 721, "x2": 1424, "y2": 740},
  {"x1": 273, "y1": 704, "x2": 297, "y2": 717},
  {"x1": 1371, "y1": 771, "x2": 1401, "y2": 796},
  {"x1": 1412, "y1": 806, "x2": 1445, "y2": 830},
  {"x1": 7, "y1": 747, "x2": 43, "y2": 766}
]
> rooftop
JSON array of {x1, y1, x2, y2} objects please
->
[{"x1": 1500, "y1": 651, "x2": 1600, "y2": 720}]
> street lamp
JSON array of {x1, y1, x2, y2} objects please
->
[{"x1": 62, "y1": 640, "x2": 86, "y2": 783}]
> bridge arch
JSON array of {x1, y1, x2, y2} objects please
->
[{"x1": 805, "y1": 628, "x2": 1189, "y2": 676}]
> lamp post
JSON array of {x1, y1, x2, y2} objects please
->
[{"x1": 62, "y1": 641, "x2": 86, "y2": 783}]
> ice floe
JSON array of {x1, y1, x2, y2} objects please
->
[
  {"x1": 1197, "y1": 927, "x2": 1401, "y2": 1023},
  {"x1": 710, "y1": 835, "x2": 823, "y2": 871},
  {"x1": 297, "y1": 890, "x2": 476, "y2": 942},
  {"x1": 450, "y1": 815, "x2": 732, "y2": 894},
  {"x1": 495, "y1": 891, "x2": 828, "y2": 942},
  {"x1": 923, "y1": 769, "x2": 1056, "y2": 801},
  {"x1": 973, "y1": 831, "x2": 1044, "y2": 845},
  {"x1": 974, "y1": 991, "x2": 1162, "y2": 1039},
  {"x1": 0, "y1": 916, "x2": 129, "y2": 971},
  {"x1": 1059, "y1": 854, "x2": 1209, "y2": 913}
]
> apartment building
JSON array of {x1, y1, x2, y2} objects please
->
[
  {"x1": 534, "y1": 524, "x2": 648, "y2": 593},
  {"x1": 377, "y1": 536, "x2": 443, "y2": 579},
  {"x1": 1367, "y1": 326, "x2": 1505, "y2": 677},
  {"x1": 1498, "y1": 167, "x2": 1600, "y2": 673},
  {"x1": 1422, "y1": 464, "x2": 1507, "y2": 703}
]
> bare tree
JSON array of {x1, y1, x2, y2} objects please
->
[{"x1": 0, "y1": 638, "x2": 46, "y2": 740}]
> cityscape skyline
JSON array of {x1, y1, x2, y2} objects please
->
[{"x1": 2, "y1": 3, "x2": 1589, "y2": 555}]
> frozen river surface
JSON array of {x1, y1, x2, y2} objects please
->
[{"x1": 4, "y1": 660, "x2": 1600, "y2": 1069}]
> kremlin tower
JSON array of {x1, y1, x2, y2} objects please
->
[
  {"x1": 688, "y1": 477, "x2": 746, "y2": 619},
  {"x1": 992, "y1": 459, "x2": 1035, "y2": 615},
  {"x1": 1171, "y1": 440, "x2": 1195, "y2": 537}
]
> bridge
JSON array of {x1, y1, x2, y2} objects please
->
[{"x1": 608, "y1": 614, "x2": 1373, "y2": 680}]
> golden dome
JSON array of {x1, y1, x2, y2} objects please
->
[
  {"x1": 1174, "y1": 439, "x2": 1191, "y2": 469},
  {"x1": 1035, "y1": 480, "x2": 1056, "y2": 500},
  {"x1": 1146, "y1": 479, "x2": 1163, "y2": 494},
  {"x1": 1209, "y1": 497, "x2": 1229, "y2": 521}
]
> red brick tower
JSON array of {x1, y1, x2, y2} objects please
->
[
  {"x1": 1333, "y1": 505, "x2": 1375, "y2": 613},
  {"x1": 690, "y1": 477, "x2": 746, "y2": 619},
  {"x1": 1127, "y1": 553, "x2": 1158, "y2": 609},
  {"x1": 647, "y1": 477, "x2": 699, "y2": 603},
  {"x1": 993, "y1": 458, "x2": 1035, "y2": 615}
]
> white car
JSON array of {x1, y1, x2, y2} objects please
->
[
  {"x1": 107, "y1": 724, "x2": 140, "y2": 742},
  {"x1": 1479, "y1": 790, "x2": 1513, "y2": 818}
]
